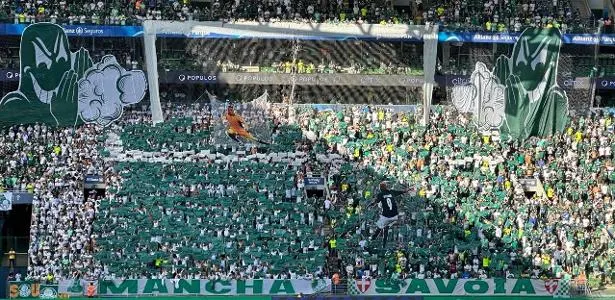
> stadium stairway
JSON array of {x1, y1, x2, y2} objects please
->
[{"x1": 574, "y1": 0, "x2": 591, "y2": 19}]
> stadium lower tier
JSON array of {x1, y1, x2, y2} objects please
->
[{"x1": 14, "y1": 105, "x2": 612, "y2": 295}]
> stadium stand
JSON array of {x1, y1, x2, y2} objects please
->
[
  {"x1": 159, "y1": 39, "x2": 424, "y2": 76},
  {"x1": 0, "y1": 124, "x2": 103, "y2": 280},
  {"x1": 0, "y1": 0, "x2": 600, "y2": 32},
  {"x1": 0, "y1": 1, "x2": 612, "y2": 298},
  {"x1": 8, "y1": 103, "x2": 611, "y2": 287}
]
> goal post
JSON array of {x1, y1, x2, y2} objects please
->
[{"x1": 141, "y1": 20, "x2": 439, "y2": 125}]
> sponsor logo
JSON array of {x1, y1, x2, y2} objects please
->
[
  {"x1": 311, "y1": 279, "x2": 329, "y2": 293},
  {"x1": 570, "y1": 35, "x2": 599, "y2": 44},
  {"x1": 562, "y1": 78, "x2": 589, "y2": 88},
  {"x1": 176, "y1": 74, "x2": 217, "y2": 82},
  {"x1": 188, "y1": 29, "x2": 210, "y2": 37},
  {"x1": 40, "y1": 287, "x2": 58, "y2": 299},
  {"x1": 544, "y1": 279, "x2": 558, "y2": 294},
  {"x1": 5, "y1": 71, "x2": 20, "y2": 79},
  {"x1": 599, "y1": 79, "x2": 615, "y2": 89},
  {"x1": 356, "y1": 279, "x2": 371, "y2": 293},
  {"x1": 9, "y1": 282, "x2": 43, "y2": 298},
  {"x1": 451, "y1": 77, "x2": 471, "y2": 86},
  {"x1": 19, "y1": 284, "x2": 31, "y2": 298}
]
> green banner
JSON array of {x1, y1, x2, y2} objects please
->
[
  {"x1": 0, "y1": 22, "x2": 146, "y2": 127},
  {"x1": 452, "y1": 28, "x2": 569, "y2": 140}
]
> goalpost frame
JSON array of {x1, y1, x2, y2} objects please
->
[{"x1": 141, "y1": 21, "x2": 439, "y2": 125}]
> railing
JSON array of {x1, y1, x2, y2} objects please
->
[
  {"x1": 330, "y1": 279, "x2": 348, "y2": 295},
  {"x1": 582, "y1": 0, "x2": 593, "y2": 21}
]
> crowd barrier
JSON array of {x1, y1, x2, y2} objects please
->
[{"x1": 7, "y1": 279, "x2": 571, "y2": 298}]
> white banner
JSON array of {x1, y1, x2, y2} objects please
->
[
  {"x1": 59, "y1": 279, "x2": 330, "y2": 296},
  {"x1": 348, "y1": 278, "x2": 569, "y2": 297},
  {"x1": 145, "y1": 20, "x2": 434, "y2": 40}
]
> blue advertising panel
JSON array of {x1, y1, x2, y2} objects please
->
[
  {"x1": 0, "y1": 24, "x2": 614, "y2": 44},
  {"x1": 438, "y1": 31, "x2": 615, "y2": 45},
  {"x1": 0, "y1": 24, "x2": 143, "y2": 37},
  {"x1": 155, "y1": 31, "x2": 424, "y2": 40},
  {"x1": 0, "y1": 69, "x2": 20, "y2": 82},
  {"x1": 597, "y1": 77, "x2": 615, "y2": 89},
  {"x1": 304, "y1": 177, "x2": 325, "y2": 186},
  {"x1": 438, "y1": 31, "x2": 520, "y2": 44},
  {"x1": 0, "y1": 23, "x2": 423, "y2": 40},
  {"x1": 10, "y1": 191, "x2": 34, "y2": 205}
]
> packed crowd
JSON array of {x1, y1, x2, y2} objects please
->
[
  {"x1": 0, "y1": 124, "x2": 105, "y2": 280},
  {"x1": 9, "y1": 99, "x2": 612, "y2": 286},
  {"x1": 302, "y1": 106, "x2": 615, "y2": 283},
  {"x1": 0, "y1": 0, "x2": 599, "y2": 32},
  {"x1": 160, "y1": 39, "x2": 424, "y2": 76},
  {"x1": 0, "y1": 0, "x2": 200, "y2": 25}
]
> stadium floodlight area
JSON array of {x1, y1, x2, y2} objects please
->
[{"x1": 142, "y1": 21, "x2": 439, "y2": 125}]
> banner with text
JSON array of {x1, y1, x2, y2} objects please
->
[
  {"x1": 160, "y1": 71, "x2": 424, "y2": 86},
  {"x1": 347, "y1": 278, "x2": 569, "y2": 297},
  {"x1": 84, "y1": 175, "x2": 106, "y2": 189},
  {"x1": 2, "y1": 191, "x2": 34, "y2": 205},
  {"x1": 0, "y1": 24, "x2": 143, "y2": 37},
  {"x1": 3, "y1": 68, "x2": 609, "y2": 90},
  {"x1": 8, "y1": 282, "x2": 58, "y2": 299},
  {"x1": 436, "y1": 75, "x2": 593, "y2": 90},
  {"x1": 439, "y1": 31, "x2": 615, "y2": 45},
  {"x1": 59, "y1": 279, "x2": 330, "y2": 296},
  {"x1": 0, "y1": 24, "x2": 613, "y2": 44},
  {"x1": 304, "y1": 177, "x2": 326, "y2": 191}
]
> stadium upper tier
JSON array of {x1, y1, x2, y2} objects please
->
[{"x1": 0, "y1": 0, "x2": 599, "y2": 33}]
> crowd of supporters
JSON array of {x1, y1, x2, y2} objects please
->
[
  {"x1": 159, "y1": 39, "x2": 424, "y2": 76},
  {"x1": 0, "y1": 124, "x2": 104, "y2": 281},
  {"x1": 2, "y1": 98, "x2": 610, "y2": 288},
  {"x1": 0, "y1": 0, "x2": 601, "y2": 33},
  {"x1": 0, "y1": 0, "x2": 611, "y2": 293}
]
